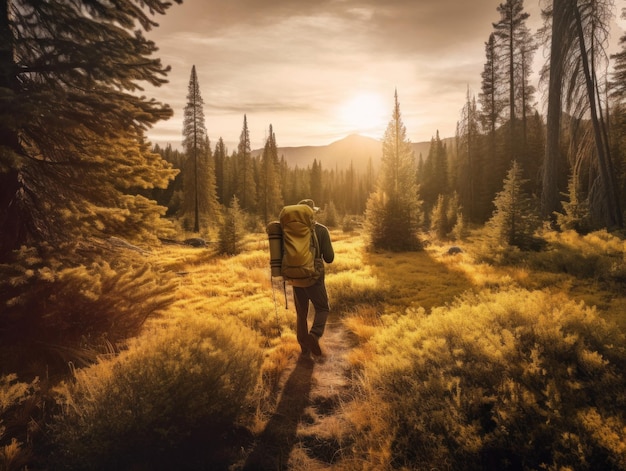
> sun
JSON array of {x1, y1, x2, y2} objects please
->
[{"x1": 338, "y1": 92, "x2": 388, "y2": 137}]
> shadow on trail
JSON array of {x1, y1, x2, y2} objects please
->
[{"x1": 243, "y1": 357, "x2": 314, "y2": 470}]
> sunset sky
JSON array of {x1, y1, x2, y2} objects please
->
[{"x1": 143, "y1": 0, "x2": 571, "y2": 151}]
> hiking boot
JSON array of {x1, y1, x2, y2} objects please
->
[{"x1": 307, "y1": 333, "x2": 322, "y2": 356}]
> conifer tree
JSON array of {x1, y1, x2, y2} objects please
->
[
  {"x1": 430, "y1": 194, "x2": 448, "y2": 240},
  {"x1": 182, "y1": 66, "x2": 219, "y2": 232},
  {"x1": 214, "y1": 137, "x2": 228, "y2": 205},
  {"x1": 556, "y1": 174, "x2": 592, "y2": 233},
  {"x1": 365, "y1": 90, "x2": 422, "y2": 251},
  {"x1": 420, "y1": 130, "x2": 448, "y2": 212},
  {"x1": 0, "y1": 0, "x2": 181, "y2": 372},
  {"x1": 258, "y1": 124, "x2": 283, "y2": 223},
  {"x1": 493, "y1": 0, "x2": 530, "y2": 162},
  {"x1": 479, "y1": 33, "x2": 506, "y2": 136},
  {"x1": 487, "y1": 160, "x2": 541, "y2": 249},
  {"x1": 456, "y1": 88, "x2": 483, "y2": 222},
  {"x1": 310, "y1": 159, "x2": 323, "y2": 205},
  {"x1": 218, "y1": 196, "x2": 245, "y2": 255},
  {"x1": 0, "y1": 0, "x2": 180, "y2": 260},
  {"x1": 236, "y1": 115, "x2": 257, "y2": 213},
  {"x1": 479, "y1": 32, "x2": 506, "y2": 202}
]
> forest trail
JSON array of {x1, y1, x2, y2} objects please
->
[{"x1": 239, "y1": 320, "x2": 355, "y2": 470}]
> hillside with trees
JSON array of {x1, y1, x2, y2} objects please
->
[{"x1": 1, "y1": 0, "x2": 626, "y2": 469}]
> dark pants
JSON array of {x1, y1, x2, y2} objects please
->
[{"x1": 292, "y1": 276, "x2": 330, "y2": 352}]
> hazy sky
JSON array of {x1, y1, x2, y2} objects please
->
[{"x1": 143, "y1": 0, "x2": 554, "y2": 151}]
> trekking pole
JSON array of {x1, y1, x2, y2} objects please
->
[
  {"x1": 270, "y1": 272, "x2": 282, "y2": 336},
  {"x1": 283, "y1": 279, "x2": 288, "y2": 309}
]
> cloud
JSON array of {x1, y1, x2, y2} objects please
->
[{"x1": 145, "y1": 0, "x2": 548, "y2": 150}]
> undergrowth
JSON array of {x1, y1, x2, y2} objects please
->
[
  {"x1": 46, "y1": 316, "x2": 262, "y2": 471},
  {"x1": 347, "y1": 288, "x2": 626, "y2": 471},
  {"x1": 1, "y1": 227, "x2": 624, "y2": 470}
]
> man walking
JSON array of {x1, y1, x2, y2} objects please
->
[{"x1": 292, "y1": 199, "x2": 334, "y2": 358}]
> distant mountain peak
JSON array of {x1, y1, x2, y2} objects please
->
[{"x1": 253, "y1": 133, "x2": 433, "y2": 172}]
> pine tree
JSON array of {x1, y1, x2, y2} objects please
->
[
  {"x1": 428, "y1": 131, "x2": 449, "y2": 206},
  {"x1": 0, "y1": 0, "x2": 180, "y2": 260},
  {"x1": 0, "y1": 0, "x2": 181, "y2": 373},
  {"x1": 430, "y1": 194, "x2": 449, "y2": 240},
  {"x1": 214, "y1": 137, "x2": 228, "y2": 205},
  {"x1": 218, "y1": 196, "x2": 245, "y2": 255},
  {"x1": 556, "y1": 173, "x2": 592, "y2": 233},
  {"x1": 236, "y1": 115, "x2": 257, "y2": 213},
  {"x1": 310, "y1": 159, "x2": 323, "y2": 204},
  {"x1": 456, "y1": 88, "x2": 484, "y2": 222},
  {"x1": 258, "y1": 124, "x2": 283, "y2": 223},
  {"x1": 365, "y1": 90, "x2": 422, "y2": 251},
  {"x1": 493, "y1": 0, "x2": 530, "y2": 162},
  {"x1": 479, "y1": 32, "x2": 506, "y2": 204},
  {"x1": 487, "y1": 160, "x2": 541, "y2": 249},
  {"x1": 182, "y1": 66, "x2": 219, "y2": 232}
]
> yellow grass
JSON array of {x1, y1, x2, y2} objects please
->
[
  {"x1": 31, "y1": 227, "x2": 625, "y2": 470},
  {"x1": 145, "y1": 229, "x2": 625, "y2": 383}
]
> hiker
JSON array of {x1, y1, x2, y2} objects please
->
[{"x1": 292, "y1": 199, "x2": 334, "y2": 358}]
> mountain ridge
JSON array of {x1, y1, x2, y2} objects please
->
[{"x1": 252, "y1": 133, "x2": 435, "y2": 172}]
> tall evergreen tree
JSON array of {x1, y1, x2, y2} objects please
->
[
  {"x1": 182, "y1": 67, "x2": 218, "y2": 232},
  {"x1": 258, "y1": 124, "x2": 283, "y2": 223},
  {"x1": 479, "y1": 33, "x2": 506, "y2": 137},
  {"x1": 0, "y1": 0, "x2": 180, "y2": 260},
  {"x1": 365, "y1": 90, "x2": 422, "y2": 251},
  {"x1": 517, "y1": 19, "x2": 538, "y2": 171},
  {"x1": 183, "y1": 65, "x2": 205, "y2": 231},
  {"x1": 419, "y1": 131, "x2": 448, "y2": 214},
  {"x1": 541, "y1": 0, "x2": 570, "y2": 220},
  {"x1": 236, "y1": 115, "x2": 256, "y2": 213},
  {"x1": 493, "y1": 0, "x2": 530, "y2": 164},
  {"x1": 456, "y1": 88, "x2": 484, "y2": 222},
  {"x1": 479, "y1": 32, "x2": 507, "y2": 211},
  {"x1": 214, "y1": 137, "x2": 228, "y2": 205},
  {"x1": 310, "y1": 159, "x2": 323, "y2": 205}
]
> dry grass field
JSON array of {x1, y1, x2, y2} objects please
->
[
  {"x1": 14, "y1": 227, "x2": 624, "y2": 470},
  {"x1": 132, "y1": 227, "x2": 625, "y2": 470}
]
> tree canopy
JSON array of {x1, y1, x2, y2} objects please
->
[{"x1": 0, "y1": 0, "x2": 181, "y2": 261}]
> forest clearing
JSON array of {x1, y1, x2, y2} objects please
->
[
  {"x1": 4, "y1": 1, "x2": 626, "y2": 470},
  {"x1": 5, "y1": 226, "x2": 622, "y2": 470}
]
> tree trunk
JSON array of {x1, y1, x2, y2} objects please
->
[
  {"x1": 541, "y1": 0, "x2": 566, "y2": 220},
  {"x1": 573, "y1": 5, "x2": 623, "y2": 229}
]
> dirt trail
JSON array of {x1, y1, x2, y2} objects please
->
[{"x1": 239, "y1": 321, "x2": 354, "y2": 470}]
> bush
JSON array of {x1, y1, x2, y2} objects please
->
[
  {"x1": 529, "y1": 230, "x2": 626, "y2": 284},
  {"x1": 47, "y1": 316, "x2": 263, "y2": 471},
  {"x1": 0, "y1": 243, "x2": 176, "y2": 376},
  {"x1": 0, "y1": 375, "x2": 40, "y2": 471},
  {"x1": 351, "y1": 289, "x2": 626, "y2": 470}
]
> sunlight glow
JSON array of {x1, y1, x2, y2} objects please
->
[{"x1": 337, "y1": 92, "x2": 388, "y2": 138}]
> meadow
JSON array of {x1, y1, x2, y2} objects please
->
[{"x1": 4, "y1": 226, "x2": 626, "y2": 470}]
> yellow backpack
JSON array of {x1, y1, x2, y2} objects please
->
[{"x1": 267, "y1": 204, "x2": 321, "y2": 288}]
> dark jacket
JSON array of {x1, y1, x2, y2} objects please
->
[{"x1": 314, "y1": 223, "x2": 334, "y2": 264}]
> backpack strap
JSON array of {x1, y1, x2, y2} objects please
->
[{"x1": 310, "y1": 223, "x2": 321, "y2": 259}]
